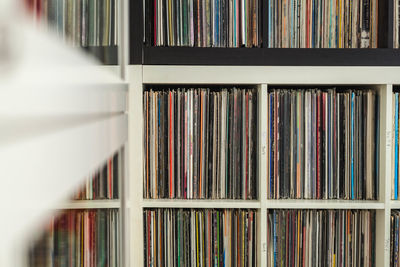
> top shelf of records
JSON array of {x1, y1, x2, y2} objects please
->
[
  {"x1": 132, "y1": 0, "x2": 400, "y2": 65},
  {"x1": 25, "y1": 0, "x2": 119, "y2": 65}
]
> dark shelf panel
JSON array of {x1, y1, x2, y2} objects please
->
[
  {"x1": 143, "y1": 47, "x2": 400, "y2": 66},
  {"x1": 82, "y1": 46, "x2": 119, "y2": 65}
]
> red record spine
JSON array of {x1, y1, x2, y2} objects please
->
[
  {"x1": 322, "y1": 93, "x2": 326, "y2": 199},
  {"x1": 199, "y1": 92, "x2": 203, "y2": 198},
  {"x1": 317, "y1": 93, "x2": 321, "y2": 199}
]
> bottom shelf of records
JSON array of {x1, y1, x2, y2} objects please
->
[
  {"x1": 391, "y1": 210, "x2": 400, "y2": 267},
  {"x1": 142, "y1": 207, "x2": 385, "y2": 267},
  {"x1": 267, "y1": 209, "x2": 376, "y2": 267},
  {"x1": 28, "y1": 209, "x2": 120, "y2": 267},
  {"x1": 143, "y1": 208, "x2": 258, "y2": 267}
]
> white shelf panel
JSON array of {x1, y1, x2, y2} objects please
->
[
  {"x1": 266, "y1": 199, "x2": 385, "y2": 210},
  {"x1": 390, "y1": 201, "x2": 400, "y2": 209},
  {"x1": 55, "y1": 200, "x2": 121, "y2": 210},
  {"x1": 142, "y1": 199, "x2": 260, "y2": 209},
  {"x1": 142, "y1": 66, "x2": 400, "y2": 85}
]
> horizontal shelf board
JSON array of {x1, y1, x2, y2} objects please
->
[
  {"x1": 143, "y1": 47, "x2": 400, "y2": 66},
  {"x1": 142, "y1": 199, "x2": 260, "y2": 209},
  {"x1": 55, "y1": 200, "x2": 121, "y2": 209},
  {"x1": 266, "y1": 199, "x2": 385, "y2": 209},
  {"x1": 390, "y1": 201, "x2": 400, "y2": 209},
  {"x1": 141, "y1": 65, "x2": 400, "y2": 84}
]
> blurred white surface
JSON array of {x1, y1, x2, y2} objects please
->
[{"x1": 0, "y1": 1, "x2": 127, "y2": 266}]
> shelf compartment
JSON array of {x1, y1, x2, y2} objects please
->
[
  {"x1": 266, "y1": 199, "x2": 385, "y2": 210},
  {"x1": 55, "y1": 199, "x2": 121, "y2": 209},
  {"x1": 142, "y1": 199, "x2": 260, "y2": 209}
]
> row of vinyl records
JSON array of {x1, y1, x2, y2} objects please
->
[
  {"x1": 27, "y1": 0, "x2": 118, "y2": 47},
  {"x1": 143, "y1": 209, "x2": 257, "y2": 267},
  {"x1": 267, "y1": 0, "x2": 379, "y2": 48},
  {"x1": 28, "y1": 209, "x2": 120, "y2": 267},
  {"x1": 393, "y1": 93, "x2": 400, "y2": 200},
  {"x1": 143, "y1": 88, "x2": 258, "y2": 199},
  {"x1": 72, "y1": 150, "x2": 120, "y2": 200},
  {"x1": 268, "y1": 89, "x2": 379, "y2": 200},
  {"x1": 392, "y1": 210, "x2": 400, "y2": 267},
  {"x1": 145, "y1": 0, "x2": 260, "y2": 47},
  {"x1": 267, "y1": 209, "x2": 376, "y2": 267}
]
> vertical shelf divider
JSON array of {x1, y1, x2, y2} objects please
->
[
  {"x1": 259, "y1": 84, "x2": 268, "y2": 266},
  {"x1": 381, "y1": 84, "x2": 394, "y2": 266},
  {"x1": 128, "y1": 65, "x2": 144, "y2": 267}
]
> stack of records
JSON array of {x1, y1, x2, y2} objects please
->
[
  {"x1": 267, "y1": 0, "x2": 379, "y2": 48},
  {"x1": 391, "y1": 210, "x2": 400, "y2": 266},
  {"x1": 393, "y1": 92, "x2": 400, "y2": 200},
  {"x1": 145, "y1": 0, "x2": 260, "y2": 47},
  {"x1": 267, "y1": 209, "x2": 375, "y2": 267},
  {"x1": 144, "y1": 208, "x2": 257, "y2": 267},
  {"x1": 73, "y1": 150, "x2": 120, "y2": 200},
  {"x1": 28, "y1": 209, "x2": 120, "y2": 267},
  {"x1": 268, "y1": 88, "x2": 379, "y2": 200},
  {"x1": 36, "y1": 0, "x2": 119, "y2": 47},
  {"x1": 143, "y1": 87, "x2": 258, "y2": 199}
]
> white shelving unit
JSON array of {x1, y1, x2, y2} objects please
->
[
  {"x1": 127, "y1": 65, "x2": 400, "y2": 267},
  {"x1": 1, "y1": 58, "x2": 128, "y2": 267}
]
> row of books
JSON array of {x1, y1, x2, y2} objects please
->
[
  {"x1": 33, "y1": 0, "x2": 118, "y2": 47},
  {"x1": 268, "y1": 0, "x2": 379, "y2": 48},
  {"x1": 73, "y1": 150, "x2": 120, "y2": 200},
  {"x1": 393, "y1": 93, "x2": 400, "y2": 200},
  {"x1": 143, "y1": 208, "x2": 257, "y2": 267},
  {"x1": 391, "y1": 210, "x2": 400, "y2": 267},
  {"x1": 268, "y1": 89, "x2": 379, "y2": 200},
  {"x1": 145, "y1": 0, "x2": 260, "y2": 47},
  {"x1": 267, "y1": 209, "x2": 376, "y2": 267},
  {"x1": 29, "y1": 209, "x2": 120, "y2": 267},
  {"x1": 143, "y1": 88, "x2": 257, "y2": 199}
]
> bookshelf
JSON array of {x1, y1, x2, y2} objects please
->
[
  {"x1": 130, "y1": 0, "x2": 400, "y2": 66},
  {"x1": 0, "y1": 41, "x2": 128, "y2": 265},
  {"x1": 37, "y1": 148, "x2": 126, "y2": 267},
  {"x1": 21, "y1": 73, "x2": 128, "y2": 266},
  {"x1": 19, "y1": 0, "x2": 400, "y2": 264},
  {"x1": 127, "y1": 65, "x2": 400, "y2": 267},
  {"x1": 28, "y1": 0, "x2": 122, "y2": 66},
  {"x1": 10, "y1": 4, "x2": 129, "y2": 264}
]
